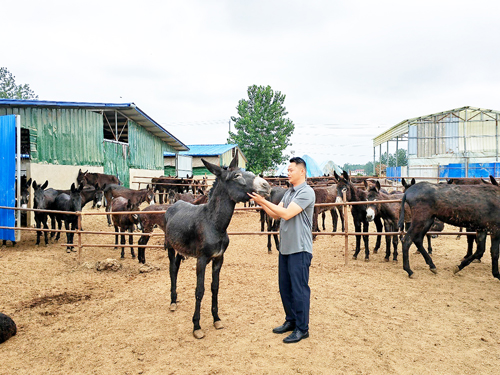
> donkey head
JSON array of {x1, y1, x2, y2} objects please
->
[
  {"x1": 334, "y1": 171, "x2": 353, "y2": 203},
  {"x1": 146, "y1": 184, "x2": 155, "y2": 205},
  {"x1": 77, "y1": 169, "x2": 88, "y2": 186},
  {"x1": 70, "y1": 183, "x2": 84, "y2": 211},
  {"x1": 365, "y1": 181, "x2": 382, "y2": 222},
  {"x1": 401, "y1": 178, "x2": 416, "y2": 192},
  {"x1": 93, "y1": 183, "x2": 105, "y2": 208},
  {"x1": 33, "y1": 180, "x2": 49, "y2": 209},
  {"x1": 201, "y1": 155, "x2": 271, "y2": 203},
  {"x1": 20, "y1": 178, "x2": 32, "y2": 208}
]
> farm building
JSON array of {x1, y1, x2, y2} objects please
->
[
  {"x1": 0, "y1": 99, "x2": 188, "y2": 225},
  {"x1": 163, "y1": 144, "x2": 247, "y2": 176},
  {"x1": 373, "y1": 106, "x2": 500, "y2": 178}
]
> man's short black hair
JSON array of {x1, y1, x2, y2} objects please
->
[{"x1": 290, "y1": 156, "x2": 307, "y2": 170}]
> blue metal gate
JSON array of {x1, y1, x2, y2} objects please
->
[{"x1": 0, "y1": 115, "x2": 16, "y2": 241}]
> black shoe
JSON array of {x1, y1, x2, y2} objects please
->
[
  {"x1": 272, "y1": 321, "x2": 296, "y2": 334},
  {"x1": 283, "y1": 328, "x2": 309, "y2": 343}
]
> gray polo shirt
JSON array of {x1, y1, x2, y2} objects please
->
[{"x1": 279, "y1": 181, "x2": 315, "y2": 255}]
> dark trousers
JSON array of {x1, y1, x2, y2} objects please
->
[{"x1": 278, "y1": 251, "x2": 312, "y2": 332}]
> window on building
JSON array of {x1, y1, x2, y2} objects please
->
[{"x1": 102, "y1": 111, "x2": 129, "y2": 143}]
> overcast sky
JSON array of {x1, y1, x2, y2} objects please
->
[{"x1": 3, "y1": 0, "x2": 500, "y2": 166}]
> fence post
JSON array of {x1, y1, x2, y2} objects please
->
[
  {"x1": 343, "y1": 190, "x2": 349, "y2": 265},
  {"x1": 77, "y1": 212, "x2": 82, "y2": 265}
]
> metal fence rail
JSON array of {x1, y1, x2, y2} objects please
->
[{"x1": 0, "y1": 195, "x2": 479, "y2": 266}]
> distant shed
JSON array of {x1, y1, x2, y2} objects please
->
[
  {"x1": 164, "y1": 144, "x2": 247, "y2": 176},
  {"x1": 373, "y1": 106, "x2": 500, "y2": 178}
]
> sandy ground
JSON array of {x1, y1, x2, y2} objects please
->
[{"x1": 1, "y1": 203, "x2": 500, "y2": 375}]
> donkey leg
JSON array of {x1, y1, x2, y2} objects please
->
[
  {"x1": 392, "y1": 233, "x2": 399, "y2": 262},
  {"x1": 462, "y1": 232, "x2": 476, "y2": 261},
  {"x1": 120, "y1": 231, "x2": 126, "y2": 258},
  {"x1": 168, "y1": 248, "x2": 183, "y2": 310},
  {"x1": 211, "y1": 255, "x2": 225, "y2": 330},
  {"x1": 412, "y1": 231, "x2": 437, "y2": 273},
  {"x1": 266, "y1": 217, "x2": 273, "y2": 254},
  {"x1": 114, "y1": 226, "x2": 119, "y2": 250},
  {"x1": 402, "y1": 220, "x2": 435, "y2": 277},
  {"x1": 331, "y1": 209, "x2": 338, "y2": 232},
  {"x1": 353, "y1": 221, "x2": 362, "y2": 260},
  {"x1": 338, "y1": 206, "x2": 345, "y2": 232},
  {"x1": 193, "y1": 255, "x2": 209, "y2": 339},
  {"x1": 362, "y1": 220, "x2": 370, "y2": 261},
  {"x1": 490, "y1": 235, "x2": 500, "y2": 280},
  {"x1": 43, "y1": 219, "x2": 50, "y2": 246},
  {"x1": 373, "y1": 217, "x2": 383, "y2": 253},
  {"x1": 137, "y1": 234, "x2": 150, "y2": 264},
  {"x1": 129, "y1": 229, "x2": 135, "y2": 259},
  {"x1": 35, "y1": 218, "x2": 41, "y2": 245},
  {"x1": 64, "y1": 221, "x2": 71, "y2": 253},
  {"x1": 426, "y1": 234, "x2": 433, "y2": 255},
  {"x1": 455, "y1": 231, "x2": 487, "y2": 273},
  {"x1": 321, "y1": 211, "x2": 326, "y2": 231},
  {"x1": 383, "y1": 221, "x2": 391, "y2": 261}
]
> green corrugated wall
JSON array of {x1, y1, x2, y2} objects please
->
[
  {"x1": 129, "y1": 121, "x2": 172, "y2": 169},
  {"x1": 164, "y1": 166, "x2": 176, "y2": 176}
]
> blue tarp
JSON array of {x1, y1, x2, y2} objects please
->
[
  {"x1": 275, "y1": 155, "x2": 324, "y2": 177},
  {"x1": 386, "y1": 166, "x2": 402, "y2": 182},
  {"x1": 0, "y1": 115, "x2": 16, "y2": 241},
  {"x1": 439, "y1": 163, "x2": 500, "y2": 178}
]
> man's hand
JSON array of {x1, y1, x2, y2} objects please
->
[{"x1": 247, "y1": 192, "x2": 266, "y2": 205}]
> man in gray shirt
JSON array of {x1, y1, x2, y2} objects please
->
[{"x1": 249, "y1": 157, "x2": 315, "y2": 343}]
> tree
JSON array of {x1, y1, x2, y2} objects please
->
[
  {"x1": 228, "y1": 85, "x2": 294, "y2": 174},
  {"x1": 0, "y1": 67, "x2": 38, "y2": 100}
]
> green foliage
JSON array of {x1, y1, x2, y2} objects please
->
[
  {"x1": 342, "y1": 161, "x2": 373, "y2": 175},
  {"x1": 380, "y1": 149, "x2": 407, "y2": 167},
  {"x1": 228, "y1": 85, "x2": 294, "y2": 174},
  {"x1": 0, "y1": 67, "x2": 38, "y2": 100}
]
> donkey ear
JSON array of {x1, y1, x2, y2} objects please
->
[
  {"x1": 41, "y1": 180, "x2": 49, "y2": 190},
  {"x1": 376, "y1": 180, "x2": 381, "y2": 192},
  {"x1": 342, "y1": 171, "x2": 349, "y2": 181},
  {"x1": 26, "y1": 178, "x2": 32, "y2": 187},
  {"x1": 71, "y1": 183, "x2": 76, "y2": 193},
  {"x1": 490, "y1": 175, "x2": 498, "y2": 186},
  {"x1": 411, "y1": 178, "x2": 416, "y2": 185},
  {"x1": 78, "y1": 183, "x2": 84, "y2": 191},
  {"x1": 333, "y1": 171, "x2": 340, "y2": 181},
  {"x1": 363, "y1": 180, "x2": 368, "y2": 189},
  {"x1": 402, "y1": 178, "x2": 407, "y2": 188},
  {"x1": 32, "y1": 180, "x2": 38, "y2": 190},
  {"x1": 229, "y1": 154, "x2": 239, "y2": 169},
  {"x1": 202, "y1": 158, "x2": 223, "y2": 176}
]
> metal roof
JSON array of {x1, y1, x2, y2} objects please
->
[
  {"x1": 373, "y1": 106, "x2": 500, "y2": 147},
  {"x1": 0, "y1": 99, "x2": 189, "y2": 152},
  {"x1": 164, "y1": 144, "x2": 247, "y2": 161}
]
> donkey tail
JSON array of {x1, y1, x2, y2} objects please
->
[{"x1": 398, "y1": 193, "x2": 407, "y2": 231}]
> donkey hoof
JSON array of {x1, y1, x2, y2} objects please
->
[
  {"x1": 214, "y1": 320, "x2": 224, "y2": 330},
  {"x1": 169, "y1": 303, "x2": 177, "y2": 312},
  {"x1": 268, "y1": 250, "x2": 272, "y2": 254},
  {"x1": 66, "y1": 249, "x2": 71, "y2": 253},
  {"x1": 352, "y1": 256, "x2": 357, "y2": 260},
  {"x1": 430, "y1": 267, "x2": 438, "y2": 274},
  {"x1": 453, "y1": 265, "x2": 460, "y2": 274},
  {"x1": 393, "y1": 259, "x2": 398, "y2": 263},
  {"x1": 384, "y1": 258, "x2": 389, "y2": 262},
  {"x1": 408, "y1": 273, "x2": 415, "y2": 279},
  {"x1": 472, "y1": 259, "x2": 481, "y2": 263},
  {"x1": 193, "y1": 329, "x2": 205, "y2": 339},
  {"x1": 364, "y1": 258, "x2": 369, "y2": 262}
]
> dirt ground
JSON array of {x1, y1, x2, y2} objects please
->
[{"x1": 1, "y1": 203, "x2": 500, "y2": 375}]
